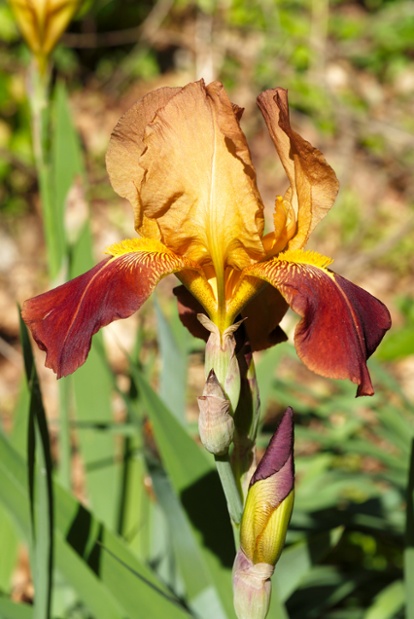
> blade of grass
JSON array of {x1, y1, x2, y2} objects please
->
[
  {"x1": 18, "y1": 317, "x2": 194, "y2": 617},
  {"x1": 287, "y1": 565, "x2": 368, "y2": 617},
  {"x1": 69, "y1": 222, "x2": 119, "y2": 530},
  {"x1": 0, "y1": 598, "x2": 33, "y2": 619},
  {"x1": 20, "y1": 317, "x2": 54, "y2": 619},
  {"x1": 115, "y1": 336, "x2": 156, "y2": 560},
  {"x1": 405, "y1": 437, "x2": 414, "y2": 619},
  {"x1": 275, "y1": 528, "x2": 343, "y2": 602},
  {"x1": 150, "y1": 461, "x2": 229, "y2": 619},
  {"x1": 364, "y1": 580, "x2": 405, "y2": 619},
  {"x1": 255, "y1": 344, "x2": 285, "y2": 416},
  {"x1": 0, "y1": 509, "x2": 19, "y2": 593},
  {"x1": 51, "y1": 81, "x2": 83, "y2": 228},
  {"x1": 155, "y1": 297, "x2": 190, "y2": 423},
  {"x1": 0, "y1": 429, "x2": 193, "y2": 619},
  {"x1": 116, "y1": 429, "x2": 154, "y2": 559},
  {"x1": 0, "y1": 373, "x2": 29, "y2": 593},
  {"x1": 28, "y1": 64, "x2": 62, "y2": 278}
]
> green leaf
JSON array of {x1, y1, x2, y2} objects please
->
[
  {"x1": 376, "y1": 327, "x2": 414, "y2": 361},
  {"x1": 275, "y1": 528, "x2": 343, "y2": 602},
  {"x1": 69, "y1": 222, "x2": 120, "y2": 530},
  {"x1": 51, "y1": 80, "x2": 84, "y2": 250},
  {"x1": 20, "y1": 317, "x2": 54, "y2": 619},
  {"x1": 150, "y1": 462, "x2": 229, "y2": 619},
  {"x1": 405, "y1": 437, "x2": 414, "y2": 619},
  {"x1": 0, "y1": 598, "x2": 33, "y2": 619},
  {"x1": 0, "y1": 430, "x2": 192, "y2": 619},
  {"x1": 0, "y1": 508, "x2": 18, "y2": 594},
  {"x1": 155, "y1": 297, "x2": 189, "y2": 423},
  {"x1": 256, "y1": 344, "x2": 285, "y2": 416},
  {"x1": 287, "y1": 565, "x2": 367, "y2": 616},
  {"x1": 364, "y1": 580, "x2": 405, "y2": 619},
  {"x1": 0, "y1": 429, "x2": 30, "y2": 535},
  {"x1": 0, "y1": 373, "x2": 28, "y2": 593}
]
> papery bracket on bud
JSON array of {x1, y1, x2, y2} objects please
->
[
  {"x1": 197, "y1": 314, "x2": 242, "y2": 413},
  {"x1": 198, "y1": 370, "x2": 234, "y2": 455},
  {"x1": 232, "y1": 548, "x2": 274, "y2": 619}
]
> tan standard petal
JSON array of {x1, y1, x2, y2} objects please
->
[
  {"x1": 136, "y1": 80, "x2": 265, "y2": 271},
  {"x1": 106, "y1": 85, "x2": 182, "y2": 236},
  {"x1": 257, "y1": 88, "x2": 339, "y2": 250}
]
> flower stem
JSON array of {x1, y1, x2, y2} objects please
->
[
  {"x1": 215, "y1": 454, "x2": 243, "y2": 525},
  {"x1": 27, "y1": 59, "x2": 70, "y2": 491},
  {"x1": 28, "y1": 59, "x2": 65, "y2": 279}
]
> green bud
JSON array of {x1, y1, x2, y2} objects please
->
[
  {"x1": 198, "y1": 370, "x2": 234, "y2": 455},
  {"x1": 198, "y1": 314, "x2": 242, "y2": 413}
]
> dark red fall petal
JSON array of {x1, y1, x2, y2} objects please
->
[
  {"x1": 22, "y1": 250, "x2": 187, "y2": 378},
  {"x1": 172, "y1": 285, "x2": 209, "y2": 342},
  {"x1": 246, "y1": 260, "x2": 391, "y2": 396},
  {"x1": 241, "y1": 284, "x2": 288, "y2": 351}
]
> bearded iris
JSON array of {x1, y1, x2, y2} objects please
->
[{"x1": 22, "y1": 80, "x2": 390, "y2": 394}]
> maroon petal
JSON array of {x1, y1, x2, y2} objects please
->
[
  {"x1": 246, "y1": 255, "x2": 391, "y2": 396},
  {"x1": 240, "y1": 407, "x2": 294, "y2": 566},
  {"x1": 251, "y1": 407, "x2": 294, "y2": 489},
  {"x1": 172, "y1": 285, "x2": 210, "y2": 342},
  {"x1": 22, "y1": 247, "x2": 188, "y2": 378}
]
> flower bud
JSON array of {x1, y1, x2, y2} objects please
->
[
  {"x1": 10, "y1": 0, "x2": 80, "y2": 71},
  {"x1": 233, "y1": 407, "x2": 294, "y2": 619},
  {"x1": 198, "y1": 370, "x2": 234, "y2": 455},
  {"x1": 240, "y1": 407, "x2": 295, "y2": 566},
  {"x1": 197, "y1": 314, "x2": 241, "y2": 413}
]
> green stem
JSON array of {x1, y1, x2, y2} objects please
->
[
  {"x1": 215, "y1": 454, "x2": 243, "y2": 525},
  {"x1": 232, "y1": 346, "x2": 261, "y2": 498},
  {"x1": 28, "y1": 59, "x2": 70, "y2": 490},
  {"x1": 28, "y1": 60, "x2": 64, "y2": 279},
  {"x1": 57, "y1": 377, "x2": 72, "y2": 489}
]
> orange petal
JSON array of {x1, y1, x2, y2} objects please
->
[
  {"x1": 106, "y1": 85, "x2": 182, "y2": 238},
  {"x1": 257, "y1": 88, "x2": 339, "y2": 250},
  {"x1": 108, "y1": 80, "x2": 265, "y2": 273},
  {"x1": 22, "y1": 239, "x2": 191, "y2": 378},
  {"x1": 246, "y1": 251, "x2": 391, "y2": 396}
]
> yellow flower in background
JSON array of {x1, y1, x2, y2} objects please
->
[
  {"x1": 9, "y1": 0, "x2": 79, "y2": 71},
  {"x1": 22, "y1": 80, "x2": 391, "y2": 393}
]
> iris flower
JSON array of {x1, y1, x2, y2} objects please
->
[
  {"x1": 22, "y1": 80, "x2": 391, "y2": 395},
  {"x1": 9, "y1": 0, "x2": 80, "y2": 73}
]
